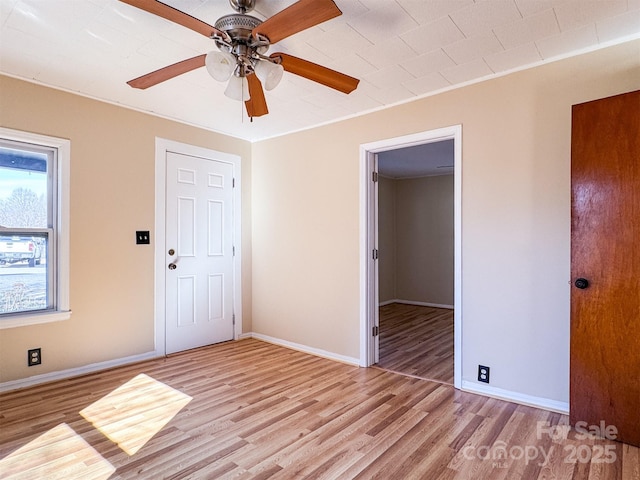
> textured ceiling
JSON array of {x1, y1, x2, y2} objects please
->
[
  {"x1": 1, "y1": 0, "x2": 639, "y2": 142},
  {"x1": 379, "y1": 139, "x2": 454, "y2": 178}
]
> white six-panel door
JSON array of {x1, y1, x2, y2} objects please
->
[{"x1": 165, "y1": 151, "x2": 234, "y2": 354}]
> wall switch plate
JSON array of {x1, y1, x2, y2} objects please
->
[
  {"x1": 136, "y1": 231, "x2": 150, "y2": 245},
  {"x1": 28, "y1": 348, "x2": 41, "y2": 366},
  {"x1": 478, "y1": 365, "x2": 490, "y2": 383}
]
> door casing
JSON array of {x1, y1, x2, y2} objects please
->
[
  {"x1": 359, "y1": 125, "x2": 462, "y2": 389},
  {"x1": 155, "y1": 138, "x2": 242, "y2": 356}
]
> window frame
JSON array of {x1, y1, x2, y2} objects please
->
[{"x1": 0, "y1": 127, "x2": 71, "y2": 329}]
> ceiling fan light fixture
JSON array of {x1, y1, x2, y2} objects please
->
[
  {"x1": 224, "y1": 73, "x2": 250, "y2": 101},
  {"x1": 254, "y1": 60, "x2": 284, "y2": 91},
  {"x1": 205, "y1": 51, "x2": 236, "y2": 82},
  {"x1": 122, "y1": 0, "x2": 359, "y2": 118}
]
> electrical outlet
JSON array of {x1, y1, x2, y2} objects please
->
[
  {"x1": 478, "y1": 365, "x2": 490, "y2": 383},
  {"x1": 136, "y1": 231, "x2": 150, "y2": 244},
  {"x1": 28, "y1": 348, "x2": 41, "y2": 367}
]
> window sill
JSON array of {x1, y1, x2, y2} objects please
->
[{"x1": 0, "y1": 310, "x2": 72, "y2": 330}]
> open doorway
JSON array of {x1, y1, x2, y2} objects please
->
[
  {"x1": 359, "y1": 126, "x2": 462, "y2": 389},
  {"x1": 377, "y1": 140, "x2": 454, "y2": 384}
]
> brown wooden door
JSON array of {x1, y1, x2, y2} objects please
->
[{"x1": 570, "y1": 90, "x2": 640, "y2": 447}]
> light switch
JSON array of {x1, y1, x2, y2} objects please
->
[{"x1": 136, "y1": 231, "x2": 150, "y2": 244}]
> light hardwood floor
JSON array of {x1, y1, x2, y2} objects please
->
[
  {"x1": 1, "y1": 339, "x2": 638, "y2": 479},
  {"x1": 377, "y1": 303, "x2": 454, "y2": 384}
]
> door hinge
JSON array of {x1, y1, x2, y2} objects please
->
[
  {"x1": 233, "y1": 245, "x2": 235, "y2": 256},
  {"x1": 372, "y1": 249, "x2": 378, "y2": 260},
  {"x1": 232, "y1": 178, "x2": 235, "y2": 188},
  {"x1": 372, "y1": 325, "x2": 379, "y2": 337},
  {"x1": 232, "y1": 314, "x2": 236, "y2": 325},
  {"x1": 372, "y1": 171, "x2": 378, "y2": 182}
]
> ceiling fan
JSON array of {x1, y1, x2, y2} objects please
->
[{"x1": 120, "y1": 0, "x2": 360, "y2": 120}]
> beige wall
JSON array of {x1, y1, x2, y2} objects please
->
[
  {"x1": 2, "y1": 39, "x2": 639, "y2": 404},
  {"x1": 378, "y1": 176, "x2": 396, "y2": 303},
  {"x1": 378, "y1": 174, "x2": 454, "y2": 306},
  {"x1": 0, "y1": 75, "x2": 252, "y2": 383},
  {"x1": 395, "y1": 175, "x2": 454, "y2": 306},
  {"x1": 251, "y1": 40, "x2": 640, "y2": 403}
]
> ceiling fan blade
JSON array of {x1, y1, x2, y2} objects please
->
[
  {"x1": 253, "y1": 0, "x2": 341, "y2": 44},
  {"x1": 245, "y1": 74, "x2": 269, "y2": 118},
  {"x1": 271, "y1": 53, "x2": 359, "y2": 94},
  {"x1": 127, "y1": 54, "x2": 206, "y2": 89},
  {"x1": 119, "y1": 0, "x2": 224, "y2": 38}
]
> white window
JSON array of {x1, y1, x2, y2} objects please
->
[{"x1": 0, "y1": 128, "x2": 70, "y2": 328}]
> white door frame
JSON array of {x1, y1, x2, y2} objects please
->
[
  {"x1": 359, "y1": 125, "x2": 462, "y2": 389},
  {"x1": 154, "y1": 138, "x2": 242, "y2": 356}
]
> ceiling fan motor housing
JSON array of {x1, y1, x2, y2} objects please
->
[{"x1": 215, "y1": 14, "x2": 262, "y2": 43}]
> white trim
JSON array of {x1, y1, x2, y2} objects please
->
[
  {"x1": 358, "y1": 153, "x2": 369, "y2": 366},
  {"x1": 0, "y1": 351, "x2": 159, "y2": 393},
  {"x1": 359, "y1": 151, "x2": 379, "y2": 367},
  {"x1": 154, "y1": 138, "x2": 242, "y2": 356},
  {"x1": 453, "y1": 128, "x2": 462, "y2": 390},
  {"x1": 360, "y1": 127, "x2": 460, "y2": 153},
  {"x1": 360, "y1": 125, "x2": 463, "y2": 389},
  {"x1": 381, "y1": 299, "x2": 454, "y2": 310},
  {"x1": 0, "y1": 310, "x2": 71, "y2": 329},
  {"x1": 461, "y1": 380, "x2": 569, "y2": 414},
  {"x1": 249, "y1": 332, "x2": 360, "y2": 366},
  {"x1": 155, "y1": 142, "x2": 167, "y2": 355},
  {"x1": 0, "y1": 127, "x2": 71, "y2": 329}
]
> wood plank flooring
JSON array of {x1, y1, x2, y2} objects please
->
[
  {"x1": 1, "y1": 338, "x2": 638, "y2": 479},
  {"x1": 377, "y1": 303, "x2": 454, "y2": 384}
]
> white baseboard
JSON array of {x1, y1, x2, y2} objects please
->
[
  {"x1": 380, "y1": 299, "x2": 454, "y2": 310},
  {"x1": 0, "y1": 334, "x2": 360, "y2": 392},
  {"x1": 0, "y1": 350, "x2": 161, "y2": 393},
  {"x1": 247, "y1": 332, "x2": 360, "y2": 367},
  {"x1": 0, "y1": 340, "x2": 569, "y2": 417},
  {"x1": 461, "y1": 380, "x2": 569, "y2": 414}
]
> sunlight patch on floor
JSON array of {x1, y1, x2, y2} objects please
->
[
  {"x1": 0, "y1": 423, "x2": 115, "y2": 480},
  {"x1": 80, "y1": 373, "x2": 192, "y2": 455}
]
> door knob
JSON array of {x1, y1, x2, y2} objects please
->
[
  {"x1": 168, "y1": 263, "x2": 177, "y2": 270},
  {"x1": 574, "y1": 278, "x2": 589, "y2": 289}
]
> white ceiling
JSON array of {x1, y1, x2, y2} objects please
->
[
  {"x1": 379, "y1": 139, "x2": 454, "y2": 178},
  {"x1": 1, "y1": 0, "x2": 639, "y2": 142}
]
